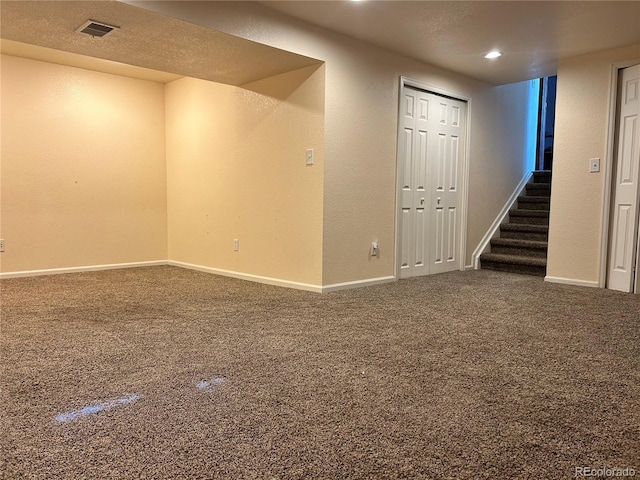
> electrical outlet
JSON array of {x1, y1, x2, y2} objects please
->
[
  {"x1": 233, "y1": 239, "x2": 239, "y2": 251},
  {"x1": 0, "y1": 239, "x2": 4, "y2": 252}
]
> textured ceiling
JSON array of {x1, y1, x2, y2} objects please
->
[
  {"x1": 0, "y1": 0, "x2": 321, "y2": 85},
  {"x1": 0, "y1": 39, "x2": 183, "y2": 84},
  {"x1": 260, "y1": 1, "x2": 640, "y2": 85},
  {"x1": 1, "y1": 1, "x2": 638, "y2": 86}
]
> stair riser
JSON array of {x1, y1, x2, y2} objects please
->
[
  {"x1": 532, "y1": 175, "x2": 552, "y2": 184},
  {"x1": 500, "y1": 231, "x2": 548, "y2": 242},
  {"x1": 509, "y1": 215, "x2": 549, "y2": 226},
  {"x1": 481, "y1": 260, "x2": 546, "y2": 277},
  {"x1": 517, "y1": 200, "x2": 550, "y2": 211},
  {"x1": 491, "y1": 246, "x2": 547, "y2": 258},
  {"x1": 525, "y1": 186, "x2": 551, "y2": 197}
]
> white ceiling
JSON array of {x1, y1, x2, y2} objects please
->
[
  {"x1": 1, "y1": 1, "x2": 638, "y2": 86},
  {"x1": 260, "y1": 1, "x2": 640, "y2": 85}
]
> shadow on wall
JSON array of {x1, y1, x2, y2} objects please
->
[{"x1": 241, "y1": 63, "x2": 325, "y2": 103}]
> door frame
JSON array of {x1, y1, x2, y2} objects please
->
[
  {"x1": 394, "y1": 76, "x2": 471, "y2": 279},
  {"x1": 599, "y1": 59, "x2": 640, "y2": 291}
]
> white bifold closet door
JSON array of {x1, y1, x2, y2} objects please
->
[{"x1": 398, "y1": 86, "x2": 467, "y2": 279}]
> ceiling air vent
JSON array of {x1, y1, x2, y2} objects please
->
[{"x1": 75, "y1": 20, "x2": 119, "y2": 38}]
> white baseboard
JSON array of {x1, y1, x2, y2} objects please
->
[
  {"x1": 1, "y1": 259, "x2": 398, "y2": 293},
  {"x1": 544, "y1": 275, "x2": 599, "y2": 288},
  {"x1": 471, "y1": 171, "x2": 533, "y2": 269},
  {"x1": 169, "y1": 261, "x2": 397, "y2": 293},
  {"x1": 321, "y1": 275, "x2": 397, "y2": 293},
  {"x1": 168, "y1": 261, "x2": 324, "y2": 293},
  {"x1": 0, "y1": 260, "x2": 168, "y2": 279}
]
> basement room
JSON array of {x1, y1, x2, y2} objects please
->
[{"x1": 1, "y1": 1, "x2": 639, "y2": 478}]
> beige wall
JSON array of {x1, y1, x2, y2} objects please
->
[
  {"x1": 0, "y1": 55, "x2": 168, "y2": 273},
  {"x1": 2, "y1": 3, "x2": 537, "y2": 288},
  {"x1": 467, "y1": 79, "x2": 537, "y2": 260},
  {"x1": 165, "y1": 65, "x2": 325, "y2": 286},
  {"x1": 547, "y1": 44, "x2": 640, "y2": 285},
  {"x1": 130, "y1": 0, "x2": 534, "y2": 286}
]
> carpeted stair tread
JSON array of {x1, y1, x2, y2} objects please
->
[
  {"x1": 480, "y1": 253, "x2": 547, "y2": 267},
  {"x1": 480, "y1": 252, "x2": 547, "y2": 276},
  {"x1": 490, "y1": 238, "x2": 548, "y2": 258},
  {"x1": 500, "y1": 224, "x2": 549, "y2": 242},
  {"x1": 509, "y1": 209, "x2": 550, "y2": 225},
  {"x1": 510, "y1": 209, "x2": 549, "y2": 217},
  {"x1": 532, "y1": 170, "x2": 552, "y2": 183},
  {"x1": 517, "y1": 196, "x2": 550, "y2": 209},
  {"x1": 501, "y1": 223, "x2": 549, "y2": 233},
  {"x1": 490, "y1": 238, "x2": 548, "y2": 249},
  {"x1": 525, "y1": 183, "x2": 551, "y2": 196}
]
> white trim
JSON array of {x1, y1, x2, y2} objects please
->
[
  {"x1": 171, "y1": 261, "x2": 396, "y2": 293},
  {"x1": 321, "y1": 275, "x2": 397, "y2": 293},
  {"x1": 394, "y1": 79, "x2": 403, "y2": 279},
  {"x1": 470, "y1": 171, "x2": 533, "y2": 269},
  {"x1": 0, "y1": 259, "x2": 398, "y2": 293},
  {"x1": 636, "y1": 215, "x2": 640, "y2": 293},
  {"x1": 168, "y1": 261, "x2": 324, "y2": 293},
  {"x1": 544, "y1": 275, "x2": 599, "y2": 289},
  {"x1": 600, "y1": 59, "x2": 640, "y2": 289},
  {"x1": 401, "y1": 77, "x2": 472, "y2": 103},
  {"x1": 460, "y1": 95, "x2": 472, "y2": 274},
  {"x1": 395, "y1": 76, "x2": 471, "y2": 278},
  {"x1": 0, "y1": 260, "x2": 167, "y2": 279}
]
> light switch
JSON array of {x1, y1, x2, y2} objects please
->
[
  {"x1": 590, "y1": 158, "x2": 600, "y2": 173},
  {"x1": 306, "y1": 149, "x2": 314, "y2": 165}
]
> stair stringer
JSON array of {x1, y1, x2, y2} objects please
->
[{"x1": 470, "y1": 171, "x2": 533, "y2": 269}]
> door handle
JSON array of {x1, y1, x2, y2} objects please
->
[
  {"x1": 437, "y1": 197, "x2": 442, "y2": 205},
  {"x1": 420, "y1": 198, "x2": 425, "y2": 205}
]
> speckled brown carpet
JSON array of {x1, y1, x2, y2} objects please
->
[{"x1": 1, "y1": 266, "x2": 638, "y2": 479}]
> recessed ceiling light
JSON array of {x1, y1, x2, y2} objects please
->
[{"x1": 483, "y1": 51, "x2": 502, "y2": 59}]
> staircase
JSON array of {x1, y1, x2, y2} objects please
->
[{"x1": 480, "y1": 171, "x2": 551, "y2": 276}]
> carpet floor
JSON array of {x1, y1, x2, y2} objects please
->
[{"x1": 1, "y1": 266, "x2": 638, "y2": 479}]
